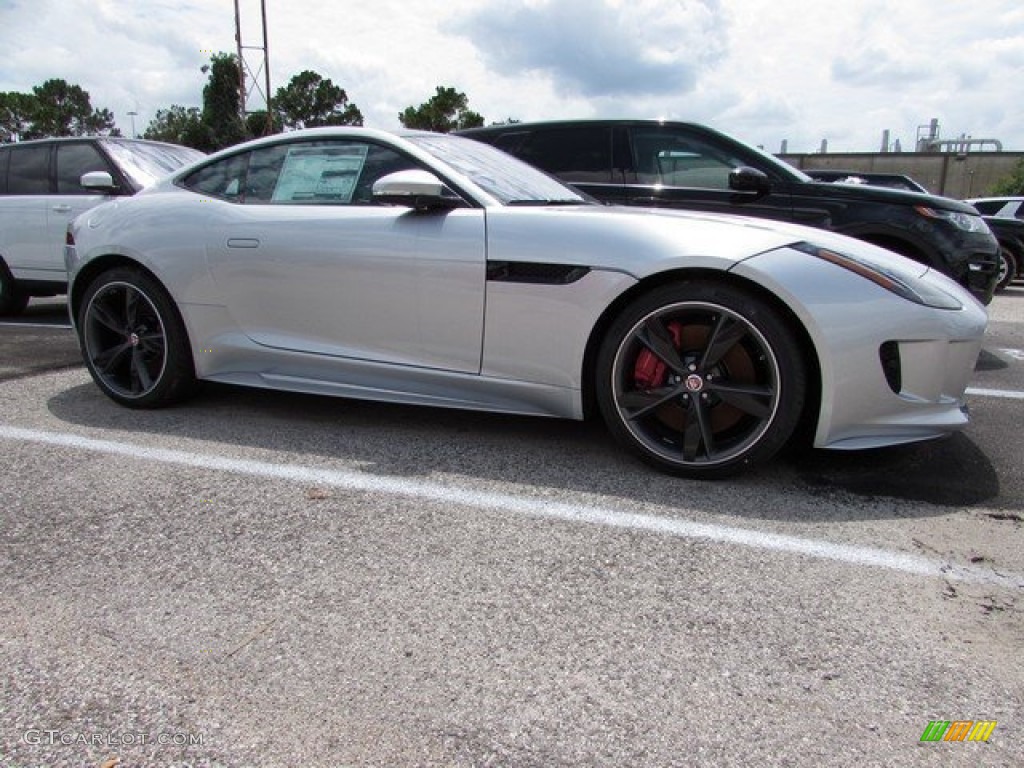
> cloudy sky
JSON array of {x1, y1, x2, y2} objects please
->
[{"x1": 2, "y1": 0, "x2": 1023, "y2": 153}]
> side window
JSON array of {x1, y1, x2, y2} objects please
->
[
  {"x1": 630, "y1": 127, "x2": 739, "y2": 190},
  {"x1": 244, "y1": 144, "x2": 289, "y2": 202},
  {"x1": 516, "y1": 127, "x2": 612, "y2": 183},
  {"x1": 57, "y1": 143, "x2": 115, "y2": 194},
  {"x1": 180, "y1": 153, "x2": 249, "y2": 201},
  {"x1": 971, "y1": 200, "x2": 1000, "y2": 215},
  {"x1": 7, "y1": 145, "x2": 51, "y2": 195},
  {"x1": 0, "y1": 148, "x2": 9, "y2": 194},
  {"x1": 243, "y1": 140, "x2": 417, "y2": 205}
]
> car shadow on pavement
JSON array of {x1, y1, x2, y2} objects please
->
[
  {"x1": 45, "y1": 379, "x2": 1001, "y2": 522},
  {"x1": 785, "y1": 437, "x2": 999, "y2": 507}
]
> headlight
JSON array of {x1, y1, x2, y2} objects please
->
[
  {"x1": 914, "y1": 206, "x2": 991, "y2": 234},
  {"x1": 791, "y1": 242, "x2": 963, "y2": 310}
]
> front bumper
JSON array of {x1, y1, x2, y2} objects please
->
[{"x1": 732, "y1": 246, "x2": 988, "y2": 450}]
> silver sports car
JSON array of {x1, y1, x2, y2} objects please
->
[{"x1": 65, "y1": 127, "x2": 987, "y2": 478}]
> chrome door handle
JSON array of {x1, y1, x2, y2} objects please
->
[{"x1": 227, "y1": 238, "x2": 260, "y2": 248}]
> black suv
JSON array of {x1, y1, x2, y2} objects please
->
[{"x1": 459, "y1": 120, "x2": 1000, "y2": 304}]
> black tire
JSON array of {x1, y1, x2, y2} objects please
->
[
  {"x1": 77, "y1": 267, "x2": 197, "y2": 408},
  {"x1": 0, "y1": 262, "x2": 30, "y2": 317},
  {"x1": 996, "y1": 245, "x2": 1017, "y2": 291},
  {"x1": 596, "y1": 281, "x2": 807, "y2": 479}
]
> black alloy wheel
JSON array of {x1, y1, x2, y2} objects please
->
[
  {"x1": 78, "y1": 267, "x2": 197, "y2": 407},
  {"x1": 596, "y1": 281, "x2": 806, "y2": 478}
]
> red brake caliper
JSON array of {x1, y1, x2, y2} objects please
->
[{"x1": 633, "y1": 322, "x2": 684, "y2": 389}]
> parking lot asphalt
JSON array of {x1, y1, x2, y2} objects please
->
[{"x1": 1, "y1": 290, "x2": 1023, "y2": 767}]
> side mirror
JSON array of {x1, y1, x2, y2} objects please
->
[
  {"x1": 372, "y1": 170, "x2": 464, "y2": 211},
  {"x1": 81, "y1": 171, "x2": 117, "y2": 193},
  {"x1": 729, "y1": 166, "x2": 771, "y2": 194}
]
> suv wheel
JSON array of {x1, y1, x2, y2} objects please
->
[{"x1": 0, "y1": 263, "x2": 30, "y2": 316}]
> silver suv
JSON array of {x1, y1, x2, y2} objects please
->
[{"x1": 0, "y1": 137, "x2": 203, "y2": 315}]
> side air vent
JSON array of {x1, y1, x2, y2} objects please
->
[
  {"x1": 879, "y1": 341, "x2": 902, "y2": 394},
  {"x1": 486, "y1": 261, "x2": 591, "y2": 285}
]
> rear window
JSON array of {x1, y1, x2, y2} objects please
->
[{"x1": 7, "y1": 144, "x2": 50, "y2": 195}]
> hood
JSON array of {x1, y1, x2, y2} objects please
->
[
  {"x1": 483, "y1": 202, "x2": 928, "y2": 279},
  {"x1": 801, "y1": 179, "x2": 979, "y2": 213}
]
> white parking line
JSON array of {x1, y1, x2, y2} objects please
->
[
  {"x1": 2, "y1": 424, "x2": 1021, "y2": 590},
  {"x1": 967, "y1": 387, "x2": 1024, "y2": 400}
]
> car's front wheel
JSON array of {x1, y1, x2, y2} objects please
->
[
  {"x1": 596, "y1": 281, "x2": 807, "y2": 478},
  {"x1": 78, "y1": 267, "x2": 197, "y2": 408}
]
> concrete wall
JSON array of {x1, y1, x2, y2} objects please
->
[{"x1": 779, "y1": 151, "x2": 1024, "y2": 199}]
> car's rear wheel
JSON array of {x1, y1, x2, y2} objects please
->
[
  {"x1": 996, "y1": 245, "x2": 1018, "y2": 291},
  {"x1": 0, "y1": 262, "x2": 30, "y2": 316},
  {"x1": 78, "y1": 267, "x2": 197, "y2": 407},
  {"x1": 596, "y1": 281, "x2": 806, "y2": 479}
]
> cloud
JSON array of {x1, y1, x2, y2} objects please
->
[
  {"x1": 1, "y1": 0, "x2": 1021, "y2": 153},
  {"x1": 449, "y1": 0, "x2": 729, "y2": 98},
  {"x1": 830, "y1": 48, "x2": 931, "y2": 88}
]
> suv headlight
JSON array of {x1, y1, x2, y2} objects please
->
[
  {"x1": 792, "y1": 242, "x2": 963, "y2": 310},
  {"x1": 914, "y1": 206, "x2": 991, "y2": 234}
]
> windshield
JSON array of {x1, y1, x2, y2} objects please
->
[
  {"x1": 102, "y1": 139, "x2": 205, "y2": 188},
  {"x1": 408, "y1": 134, "x2": 590, "y2": 205}
]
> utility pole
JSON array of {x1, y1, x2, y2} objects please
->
[{"x1": 234, "y1": 0, "x2": 273, "y2": 134}]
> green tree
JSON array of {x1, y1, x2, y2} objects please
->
[
  {"x1": 0, "y1": 91, "x2": 35, "y2": 142},
  {"x1": 398, "y1": 86, "x2": 484, "y2": 133},
  {"x1": 273, "y1": 70, "x2": 363, "y2": 130},
  {"x1": 143, "y1": 105, "x2": 211, "y2": 149},
  {"x1": 200, "y1": 53, "x2": 247, "y2": 151},
  {"x1": 20, "y1": 79, "x2": 116, "y2": 138},
  {"x1": 244, "y1": 110, "x2": 278, "y2": 138},
  {"x1": 990, "y1": 159, "x2": 1024, "y2": 196}
]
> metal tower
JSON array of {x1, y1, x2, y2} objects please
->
[{"x1": 234, "y1": 0, "x2": 273, "y2": 133}]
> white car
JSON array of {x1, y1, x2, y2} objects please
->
[
  {"x1": 65, "y1": 127, "x2": 987, "y2": 478},
  {"x1": 0, "y1": 136, "x2": 203, "y2": 315}
]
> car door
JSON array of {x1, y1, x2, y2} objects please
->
[
  {"x1": 44, "y1": 141, "x2": 119, "y2": 278},
  {"x1": 620, "y1": 124, "x2": 798, "y2": 222},
  {"x1": 0, "y1": 143, "x2": 51, "y2": 279},
  {"x1": 193, "y1": 138, "x2": 486, "y2": 374}
]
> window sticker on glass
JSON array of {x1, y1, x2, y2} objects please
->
[{"x1": 272, "y1": 144, "x2": 368, "y2": 203}]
